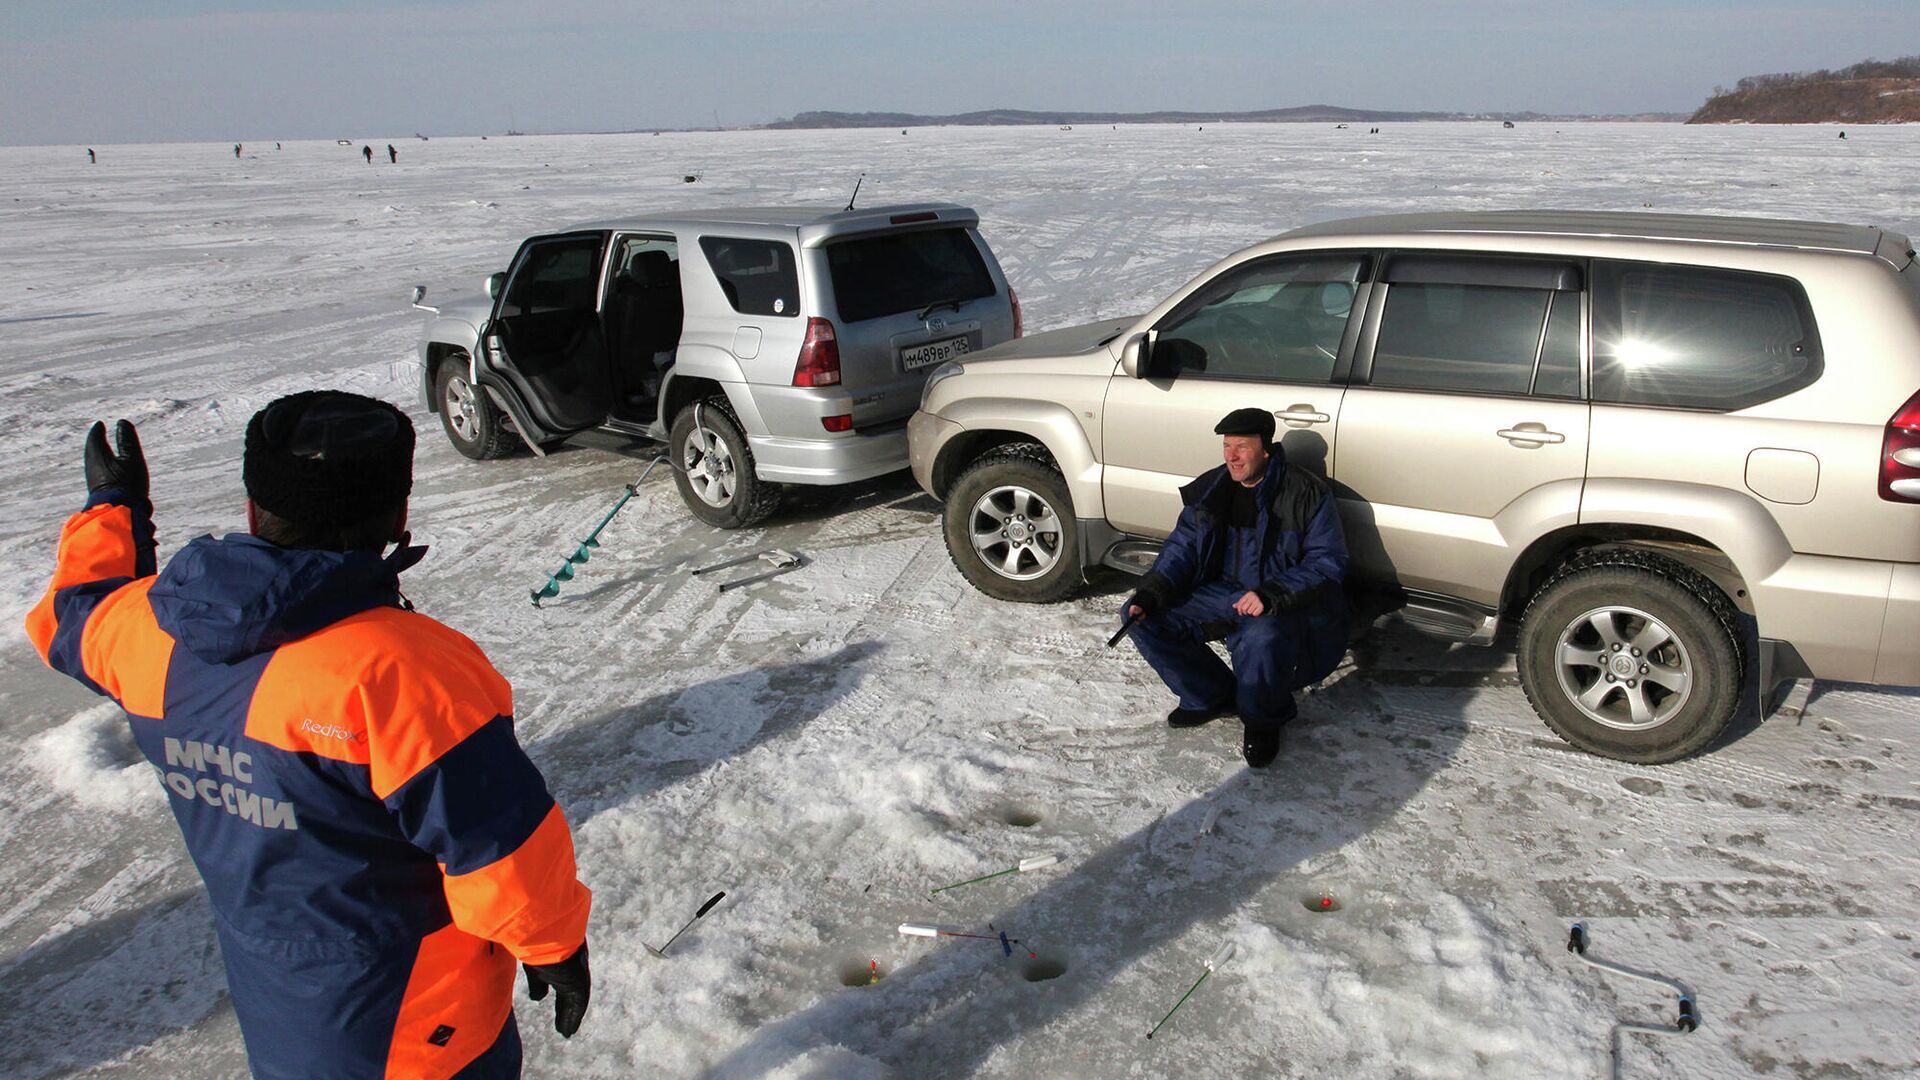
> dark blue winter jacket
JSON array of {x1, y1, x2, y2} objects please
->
[{"x1": 1135, "y1": 446, "x2": 1350, "y2": 686}]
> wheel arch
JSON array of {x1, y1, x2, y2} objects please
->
[
  {"x1": 422, "y1": 343, "x2": 471, "y2": 415},
  {"x1": 927, "y1": 398, "x2": 1102, "y2": 517},
  {"x1": 1502, "y1": 525, "x2": 1757, "y2": 622}
]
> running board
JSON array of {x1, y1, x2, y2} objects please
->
[{"x1": 1394, "y1": 593, "x2": 1499, "y2": 646}]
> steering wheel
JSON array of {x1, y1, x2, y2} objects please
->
[{"x1": 1213, "y1": 312, "x2": 1265, "y2": 372}]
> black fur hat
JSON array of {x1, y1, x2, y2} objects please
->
[{"x1": 243, "y1": 391, "x2": 414, "y2": 530}]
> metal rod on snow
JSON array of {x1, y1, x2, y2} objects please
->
[
  {"x1": 898, "y1": 923, "x2": 1028, "y2": 957},
  {"x1": 645, "y1": 890, "x2": 727, "y2": 958},
  {"x1": 928, "y1": 853, "x2": 1062, "y2": 897},
  {"x1": 1567, "y1": 923, "x2": 1698, "y2": 1080},
  {"x1": 529, "y1": 455, "x2": 665, "y2": 606},
  {"x1": 1146, "y1": 941, "x2": 1235, "y2": 1039}
]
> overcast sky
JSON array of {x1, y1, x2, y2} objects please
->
[{"x1": 3, "y1": 1, "x2": 1914, "y2": 145}]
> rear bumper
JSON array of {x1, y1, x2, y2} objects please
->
[
  {"x1": 1876, "y1": 563, "x2": 1920, "y2": 684},
  {"x1": 1752, "y1": 553, "x2": 1915, "y2": 685},
  {"x1": 748, "y1": 428, "x2": 907, "y2": 485}
]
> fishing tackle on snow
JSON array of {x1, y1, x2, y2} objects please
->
[
  {"x1": 1567, "y1": 923, "x2": 1698, "y2": 1079},
  {"x1": 529, "y1": 455, "x2": 666, "y2": 606},
  {"x1": 897, "y1": 923, "x2": 1034, "y2": 958},
  {"x1": 644, "y1": 890, "x2": 727, "y2": 958},
  {"x1": 928, "y1": 852, "x2": 1063, "y2": 897},
  {"x1": 1146, "y1": 941, "x2": 1235, "y2": 1040},
  {"x1": 690, "y1": 548, "x2": 806, "y2": 592}
]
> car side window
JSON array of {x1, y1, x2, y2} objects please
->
[
  {"x1": 1591, "y1": 260, "x2": 1823, "y2": 410},
  {"x1": 500, "y1": 235, "x2": 603, "y2": 317},
  {"x1": 1368, "y1": 255, "x2": 1582, "y2": 397},
  {"x1": 1152, "y1": 254, "x2": 1366, "y2": 383},
  {"x1": 700, "y1": 237, "x2": 800, "y2": 317}
]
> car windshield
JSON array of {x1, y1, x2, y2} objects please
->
[{"x1": 826, "y1": 228, "x2": 995, "y2": 322}]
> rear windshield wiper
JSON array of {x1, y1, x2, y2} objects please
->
[{"x1": 916, "y1": 297, "x2": 964, "y2": 320}]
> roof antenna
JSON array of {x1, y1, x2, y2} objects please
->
[{"x1": 845, "y1": 172, "x2": 865, "y2": 212}]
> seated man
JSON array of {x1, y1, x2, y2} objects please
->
[{"x1": 1123, "y1": 407, "x2": 1350, "y2": 767}]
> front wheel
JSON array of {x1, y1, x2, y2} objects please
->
[
  {"x1": 436, "y1": 360, "x2": 517, "y2": 460},
  {"x1": 1516, "y1": 550, "x2": 1743, "y2": 764},
  {"x1": 942, "y1": 446, "x2": 1080, "y2": 602},
  {"x1": 668, "y1": 398, "x2": 780, "y2": 528}
]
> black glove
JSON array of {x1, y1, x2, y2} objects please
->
[
  {"x1": 523, "y1": 942, "x2": 591, "y2": 1038},
  {"x1": 84, "y1": 419, "x2": 149, "y2": 504},
  {"x1": 1125, "y1": 592, "x2": 1157, "y2": 617}
]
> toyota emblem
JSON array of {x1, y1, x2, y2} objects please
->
[{"x1": 927, "y1": 315, "x2": 947, "y2": 334}]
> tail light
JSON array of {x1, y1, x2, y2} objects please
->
[
  {"x1": 793, "y1": 317, "x2": 841, "y2": 387},
  {"x1": 1882, "y1": 388, "x2": 1920, "y2": 502},
  {"x1": 822, "y1": 414, "x2": 853, "y2": 432},
  {"x1": 1010, "y1": 286, "x2": 1024, "y2": 338}
]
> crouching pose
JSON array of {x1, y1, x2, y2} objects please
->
[
  {"x1": 27, "y1": 392, "x2": 592, "y2": 1079},
  {"x1": 1124, "y1": 407, "x2": 1349, "y2": 768}
]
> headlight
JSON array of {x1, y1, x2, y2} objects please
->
[{"x1": 920, "y1": 361, "x2": 965, "y2": 408}]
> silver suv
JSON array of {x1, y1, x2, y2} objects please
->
[
  {"x1": 414, "y1": 204, "x2": 1019, "y2": 527},
  {"x1": 910, "y1": 210, "x2": 1920, "y2": 763}
]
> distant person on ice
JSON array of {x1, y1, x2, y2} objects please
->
[
  {"x1": 234, "y1": 142, "x2": 242, "y2": 158},
  {"x1": 388, "y1": 143, "x2": 398, "y2": 163},
  {"x1": 87, "y1": 148, "x2": 95, "y2": 163},
  {"x1": 26, "y1": 392, "x2": 593, "y2": 1079},
  {"x1": 1121, "y1": 408, "x2": 1349, "y2": 768},
  {"x1": 363, "y1": 143, "x2": 374, "y2": 163}
]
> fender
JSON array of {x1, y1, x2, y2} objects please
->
[
  {"x1": 659, "y1": 342, "x2": 769, "y2": 434},
  {"x1": 1579, "y1": 478, "x2": 1794, "y2": 582},
  {"x1": 936, "y1": 396, "x2": 1105, "y2": 520},
  {"x1": 415, "y1": 316, "x2": 483, "y2": 413}
]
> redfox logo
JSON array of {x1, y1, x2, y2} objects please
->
[{"x1": 299, "y1": 718, "x2": 365, "y2": 742}]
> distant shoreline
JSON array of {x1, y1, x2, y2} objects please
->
[{"x1": 757, "y1": 106, "x2": 1687, "y2": 130}]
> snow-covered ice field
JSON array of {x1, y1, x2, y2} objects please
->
[{"x1": 2, "y1": 122, "x2": 1918, "y2": 1078}]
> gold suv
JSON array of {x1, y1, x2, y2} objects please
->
[{"x1": 909, "y1": 210, "x2": 1920, "y2": 763}]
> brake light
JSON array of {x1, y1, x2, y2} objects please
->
[
  {"x1": 822, "y1": 414, "x2": 853, "y2": 432},
  {"x1": 890, "y1": 211, "x2": 938, "y2": 224},
  {"x1": 1010, "y1": 286, "x2": 1024, "y2": 338},
  {"x1": 1882, "y1": 389, "x2": 1920, "y2": 502},
  {"x1": 793, "y1": 317, "x2": 841, "y2": 387}
]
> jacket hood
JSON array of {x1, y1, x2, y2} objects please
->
[{"x1": 149, "y1": 533, "x2": 426, "y2": 664}]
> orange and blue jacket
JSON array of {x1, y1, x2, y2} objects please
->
[{"x1": 27, "y1": 489, "x2": 591, "y2": 1080}]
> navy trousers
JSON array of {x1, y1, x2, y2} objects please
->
[{"x1": 1123, "y1": 581, "x2": 1303, "y2": 728}]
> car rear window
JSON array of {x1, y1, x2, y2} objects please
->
[
  {"x1": 1592, "y1": 260, "x2": 1823, "y2": 410},
  {"x1": 826, "y1": 228, "x2": 995, "y2": 323},
  {"x1": 700, "y1": 237, "x2": 800, "y2": 317}
]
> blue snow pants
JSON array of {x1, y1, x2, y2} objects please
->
[{"x1": 1123, "y1": 580, "x2": 1303, "y2": 728}]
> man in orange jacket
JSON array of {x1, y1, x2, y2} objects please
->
[{"x1": 27, "y1": 391, "x2": 592, "y2": 1079}]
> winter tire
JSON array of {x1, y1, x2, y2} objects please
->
[
  {"x1": 436, "y1": 359, "x2": 517, "y2": 460},
  {"x1": 1516, "y1": 550, "x2": 1743, "y2": 764},
  {"x1": 669, "y1": 397, "x2": 780, "y2": 529},
  {"x1": 943, "y1": 445, "x2": 1079, "y2": 603}
]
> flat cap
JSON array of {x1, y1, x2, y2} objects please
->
[{"x1": 1213, "y1": 407, "x2": 1275, "y2": 445}]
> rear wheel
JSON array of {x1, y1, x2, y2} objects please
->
[
  {"x1": 669, "y1": 398, "x2": 780, "y2": 528},
  {"x1": 436, "y1": 359, "x2": 517, "y2": 460},
  {"x1": 942, "y1": 445, "x2": 1080, "y2": 602},
  {"x1": 1516, "y1": 550, "x2": 1743, "y2": 763}
]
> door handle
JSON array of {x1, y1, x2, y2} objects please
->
[
  {"x1": 1497, "y1": 424, "x2": 1566, "y2": 445},
  {"x1": 1277, "y1": 405, "x2": 1330, "y2": 427}
]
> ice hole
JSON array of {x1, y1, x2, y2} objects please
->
[
  {"x1": 838, "y1": 960, "x2": 886, "y2": 987},
  {"x1": 1022, "y1": 956, "x2": 1067, "y2": 982},
  {"x1": 1000, "y1": 805, "x2": 1043, "y2": 828},
  {"x1": 1301, "y1": 890, "x2": 1344, "y2": 913}
]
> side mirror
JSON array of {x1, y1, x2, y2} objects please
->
[
  {"x1": 486, "y1": 271, "x2": 507, "y2": 300},
  {"x1": 410, "y1": 284, "x2": 426, "y2": 305},
  {"x1": 1120, "y1": 330, "x2": 1155, "y2": 378}
]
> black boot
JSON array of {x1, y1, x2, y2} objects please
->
[
  {"x1": 1167, "y1": 703, "x2": 1232, "y2": 729},
  {"x1": 1241, "y1": 724, "x2": 1281, "y2": 768}
]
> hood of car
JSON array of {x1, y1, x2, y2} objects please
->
[{"x1": 960, "y1": 315, "x2": 1138, "y2": 371}]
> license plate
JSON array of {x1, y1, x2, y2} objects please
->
[{"x1": 902, "y1": 334, "x2": 971, "y2": 371}]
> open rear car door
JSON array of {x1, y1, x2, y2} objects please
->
[{"x1": 477, "y1": 231, "x2": 613, "y2": 453}]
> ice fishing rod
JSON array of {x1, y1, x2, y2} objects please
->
[
  {"x1": 645, "y1": 890, "x2": 726, "y2": 958},
  {"x1": 897, "y1": 923, "x2": 1035, "y2": 958},
  {"x1": 928, "y1": 853, "x2": 1062, "y2": 897},
  {"x1": 1107, "y1": 610, "x2": 1146, "y2": 648},
  {"x1": 530, "y1": 455, "x2": 666, "y2": 606},
  {"x1": 1146, "y1": 941, "x2": 1235, "y2": 1040},
  {"x1": 1567, "y1": 923, "x2": 1697, "y2": 1079}
]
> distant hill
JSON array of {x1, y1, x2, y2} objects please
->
[
  {"x1": 762, "y1": 106, "x2": 1681, "y2": 130},
  {"x1": 1690, "y1": 56, "x2": 1920, "y2": 123}
]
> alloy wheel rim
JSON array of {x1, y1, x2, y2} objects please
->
[
  {"x1": 682, "y1": 423, "x2": 736, "y2": 507},
  {"x1": 445, "y1": 376, "x2": 479, "y2": 442},
  {"x1": 1552, "y1": 604, "x2": 1694, "y2": 731},
  {"x1": 967, "y1": 484, "x2": 1063, "y2": 580}
]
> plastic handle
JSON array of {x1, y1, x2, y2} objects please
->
[
  {"x1": 695, "y1": 891, "x2": 726, "y2": 918},
  {"x1": 898, "y1": 923, "x2": 942, "y2": 938},
  {"x1": 1019, "y1": 853, "x2": 1062, "y2": 873},
  {"x1": 1207, "y1": 941, "x2": 1236, "y2": 971}
]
